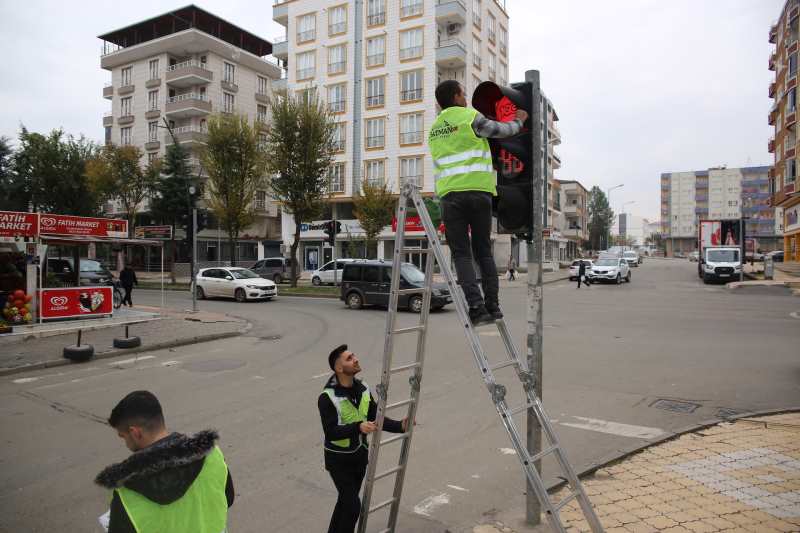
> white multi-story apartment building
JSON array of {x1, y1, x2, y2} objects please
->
[
  {"x1": 99, "y1": 5, "x2": 283, "y2": 264},
  {"x1": 272, "y1": 0, "x2": 510, "y2": 271},
  {"x1": 557, "y1": 179, "x2": 589, "y2": 256}
]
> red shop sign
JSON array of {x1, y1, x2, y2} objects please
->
[
  {"x1": 391, "y1": 216, "x2": 446, "y2": 233},
  {"x1": 0, "y1": 211, "x2": 39, "y2": 238},
  {"x1": 39, "y1": 287, "x2": 114, "y2": 320},
  {"x1": 39, "y1": 214, "x2": 128, "y2": 238}
]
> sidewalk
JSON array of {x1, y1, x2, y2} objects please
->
[
  {"x1": 0, "y1": 306, "x2": 248, "y2": 375},
  {"x1": 477, "y1": 411, "x2": 800, "y2": 532}
]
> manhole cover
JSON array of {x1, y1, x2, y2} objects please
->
[
  {"x1": 716, "y1": 407, "x2": 749, "y2": 419},
  {"x1": 183, "y1": 359, "x2": 246, "y2": 373},
  {"x1": 650, "y1": 398, "x2": 701, "y2": 414}
]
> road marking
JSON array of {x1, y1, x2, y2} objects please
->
[
  {"x1": 109, "y1": 355, "x2": 156, "y2": 365},
  {"x1": 161, "y1": 361, "x2": 180, "y2": 367},
  {"x1": 499, "y1": 448, "x2": 517, "y2": 455},
  {"x1": 447, "y1": 484, "x2": 469, "y2": 492},
  {"x1": 559, "y1": 416, "x2": 666, "y2": 440},
  {"x1": 12, "y1": 377, "x2": 39, "y2": 384},
  {"x1": 413, "y1": 493, "x2": 450, "y2": 516},
  {"x1": 311, "y1": 372, "x2": 330, "y2": 379},
  {"x1": 790, "y1": 311, "x2": 800, "y2": 320}
]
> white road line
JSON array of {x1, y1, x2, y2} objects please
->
[
  {"x1": 446, "y1": 484, "x2": 469, "y2": 492},
  {"x1": 108, "y1": 355, "x2": 156, "y2": 365},
  {"x1": 559, "y1": 416, "x2": 666, "y2": 440},
  {"x1": 499, "y1": 448, "x2": 517, "y2": 455},
  {"x1": 311, "y1": 372, "x2": 330, "y2": 379},
  {"x1": 12, "y1": 377, "x2": 39, "y2": 384},
  {"x1": 413, "y1": 493, "x2": 450, "y2": 516},
  {"x1": 790, "y1": 311, "x2": 800, "y2": 320},
  {"x1": 161, "y1": 361, "x2": 180, "y2": 367}
]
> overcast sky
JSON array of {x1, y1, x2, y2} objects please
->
[{"x1": 0, "y1": 0, "x2": 780, "y2": 222}]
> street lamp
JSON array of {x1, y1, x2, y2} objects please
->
[{"x1": 604, "y1": 184, "x2": 624, "y2": 250}]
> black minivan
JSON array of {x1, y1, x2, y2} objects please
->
[{"x1": 340, "y1": 260, "x2": 451, "y2": 312}]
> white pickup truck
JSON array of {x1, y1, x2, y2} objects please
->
[{"x1": 701, "y1": 246, "x2": 742, "y2": 283}]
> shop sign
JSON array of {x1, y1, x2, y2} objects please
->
[
  {"x1": 0, "y1": 211, "x2": 38, "y2": 238},
  {"x1": 392, "y1": 216, "x2": 425, "y2": 233},
  {"x1": 39, "y1": 214, "x2": 128, "y2": 238},
  {"x1": 39, "y1": 287, "x2": 113, "y2": 320},
  {"x1": 786, "y1": 204, "x2": 800, "y2": 233},
  {"x1": 134, "y1": 225, "x2": 173, "y2": 240}
]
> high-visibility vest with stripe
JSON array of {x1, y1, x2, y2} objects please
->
[
  {"x1": 115, "y1": 446, "x2": 229, "y2": 533},
  {"x1": 429, "y1": 106, "x2": 495, "y2": 198},
  {"x1": 323, "y1": 385, "x2": 371, "y2": 453}
]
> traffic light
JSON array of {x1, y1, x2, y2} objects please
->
[
  {"x1": 472, "y1": 80, "x2": 536, "y2": 238},
  {"x1": 323, "y1": 221, "x2": 335, "y2": 246}
]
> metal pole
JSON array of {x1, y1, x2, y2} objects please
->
[
  {"x1": 192, "y1": 208, "x2": 198, "y2": 312},
  {"x1": 740, "y1": 217, "x2": 744, "y2": 282},
  {"x1": 333, "y1": 209, "x2": 338, "y2": 286},
  {"x1": 525, "y1": 69, "x2": 544, "y2": 526}
]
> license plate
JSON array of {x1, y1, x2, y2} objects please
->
[{"x1": 719, "y1": 274, "x2": 730, "y2": 278}]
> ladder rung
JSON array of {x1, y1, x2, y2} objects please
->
[
  {"x1": 552, "y1": 491, "x2": 579, "y2": 513},
  {"x1": 396, "y1": 287, "x2": 427, "y2": 295},
  {"x1": 369, "y1": 497, "x2": 396, "y2": 514},
  {"x1": 380, "y1": 432, "x2": 410, "y2": 446},
  {"x1": 390, "y1": 362, "x2": 421, "y2": 373},
  {"x1": 386, "y1": 398, "x2": 415, "y2": 410},
  {"x1": 401, "y1": 247, "x2": 432, "y2": 254},
  {"x1": 531, "y1": 444, "x2": 559, "y2": 463},
  {"x1": 490, "y1": 359, "x2": 520, "y2": 371},
  {"x1": 374, "y1": 464, "x2": 405, "y2": 481},
  {"x1": 507, "y1": 401, "x2": 535, "y2": 417},
  {"x1": 393, "y1": 325, "x2": 425, "y2": 335}
]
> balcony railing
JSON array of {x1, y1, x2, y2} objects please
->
[
  {"x1": 366, "y1": 135, "x2": 385, "y2": 149},
  {"x1": 400, "y1": 88, "x2": 423, "y2": 102},
  {"x1": 399, "y1": 46, "x2": 423, "y2": 60},
  {"x1": 401, "y1": 2, "x2": 423, "y2": 17},
  {"x1": 473, "y1": 55, "x2": 482, "y2": 68},
  {"x1": 770, "y1": 82, "x2": 777, "y2": 98},
  {"x1": 297, "y1": 29, "x2": 316, "y2": 43},
  {"x1": 769, "y1": 137, "x2": 776, "y2": 153},
  {"x1": 329, "y1": 22, "x2": 346, "y2": 35},
  {"x1": 473, "y1": 13, "x2": 481, "y2": 28},
  {"x1": 328, "y1": 62, "x2": 346, "y2": 75},
  {"x1": 366, "y1": 53, "x2": 384, "y2": 67},
  {"x1": 296, "y1": 68, "x2": 315, "y2": 80},
  {"x1": 400, "y1": 175, "x2": 422, "y2": 188},
  {"x1": 167, "y1": 93, "x2": 208, "y2": 104},
  {"x1": 367, "y1": 12, "x2": 386, "y2": 26},
  {"x1": 400, "y1": 131, "x2": 423, "y2": 144},
  {"x1": 328, "y1": 100, "x2": 345, "y2": 113},
  {"x1": 332, "y1": 140, "x2": 346, "y2": 152},
  {"x1": 366, "y1": 95, "x2": 385, "y2": 107},
  {"x1": 172, "y1": 126, "x2": 207, "y2": 134},
  {"x1": 167, "y1": 59, "x2": 207, "y2": 72}
]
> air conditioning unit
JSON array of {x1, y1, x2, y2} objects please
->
[{"x1": 447, "y1": 23, "x2": 461, "y2": 35}]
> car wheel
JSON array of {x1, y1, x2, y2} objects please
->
[
  {"x1": 312, "y1": 276, "x2": 322, "y2": 286},
  {"x1": 196, "y1": 286, "x2": 206, "y2": 300},
  {"x1": 702, "y1": 273, "x2": 710, "y2": 284},
  {"x1": 346, "y1": 292, "x2": 363, "y2": 310},
  {"x1": 273, "y1": 274, "x2": 283, "y2": 284},
  {"x1": 408, "y1": 295, "x2": 423, "y2": 313},
  {"x1": 235, "y1": 288, "x2": 247, "y2": 303},
  {"x1": 616, "y1": 274, "x2": 622, "y2": 285},
  {"x1": 625, "y1": 272, "x2": 631, "y2": 283}
]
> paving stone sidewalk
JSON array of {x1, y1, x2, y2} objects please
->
[
  {"x1": 477, "y1": 412, "x2": 800, "y2": 533},
  {"x1": 0, "y1": 307, "x2": 247, "y2": 373}
]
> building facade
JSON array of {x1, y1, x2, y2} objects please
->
[
  {"x1": 99, "y1": 5, "x2": 283, "y2": 264},
  {"x1": 768, "y1": 0, "x2": 800, "y2": 262},
  {"x1": 557, "y1": 179, "x2": 589, "y2": 258},
  {"x1": 660, "y1": 166, "x2": 781, "y2": 256},
  {"x1": 272, "y1": 0, "x2": 511, "y2": 271}
]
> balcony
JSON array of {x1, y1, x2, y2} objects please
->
[
  {"x1": 563, "y1": 203, "x2": 579, "y2": 215},
  {"x1": 256, "y1": 91, "x2": 269, "y2": 104},
  {"x1": 296, "y1": 67, "x2": 315, "y2": 81},
  {"x1": 694, "y1": 206, "x2": 709, "y2": 214},
  {"x1": 399, "y1": 131, "x2": 423, "y2": 145},
  {"x1": 103, "y1": 83, "x2": 113, "y2": 99},
  {"x1": 221, "y1": 77, "x2": 238, "y2": 93},
  {"x1": 273, "y1": 78, "x2": 286, "y2": 92},
  {"x1": 118, "y1": 83, "x2": 135, "y2": 96},
  {"x1": 145, "y1": 105, "x2": 161, "y2": 120},
  {"x1": 770, "y1": 52, "x2": 777, "y2": 71},
  {"x1": 103, "y1": 112, "x2": 113, "y2": 127},
  {"x1": 436, "y1": 0, "x2": 466, "y2": 25},
  {"x1": 769, "y1": 137, "x2": 776, "y2": 153},
  {"x1": 296, "y1": 29, "x2": 316, "y2": 44},
  {"x1": 400, "y1": 88, "x2": 423, "y2": 102},
  {"x1": 696, "y1": 180, "x2": 709, "y2": 189},
  {"x1": 436, "y1": 38, "x2": 467, "y2": 68},
  {"x1": 367, "y1": 11, "x2": 386, "y2": 26},
  {"x1": 328, "y1": 62, "x2": 346, "y2": 75},
  {"x1": 272, "y1": 0, "x2": 288, "y2": 26},
  {"x1": 145, "y1": 76, "x2": 161, "y2": 89},
  {"x1": 788, "y1": 147, "x2": 797, "y2": 159},
  {"x1": 787, "y1": 111, "x2": 797, "y2": 129},
  {"x1": 166, "y1": 60, "x2": 213, "y2": 88},
  {"x1": 272, "y1": 36, "x2": 287, "y2": 60},
  {"x1": 144, "y1": 138, "x2": 160, "y2": 151},
  {"x1": 769, "y1": 23, "x2": 778, "y2": 44},
  {"x1": 695, "y1": 194, "x2": 708, "y2": 202},
  {"x1": 770, "y1": 82, "x2": 777, "y2": 98},
  {"x1": 165, "y1": 126, "x2": 208, "y2": 147},
  {"x1": 400, "y1": 46, "x2": 423, "y2": 61},
  {"x1": 118, "y1": 113, "x2": 134, "y2": 126},
  {"x1": 401, "y1": 1, "x2": 423, "y2": 18},
  {"x1": 165, "y1": 93, "x2": 212, "y2": 118},
  {"x1": 769, "y1": 108, "x2": 778, "y2": 125},
  {"x1": 551, "y1": 151, "x2": 561, "y2": 169},
  {"x1": 366, "y1": 53, "x2": 384, "y2": 67}
]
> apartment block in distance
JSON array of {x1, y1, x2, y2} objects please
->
[
  {"x1": 557, "y1": 179, "x2": 589, "y2": 256},
  {"x1": 99, "y1": 5, "x2": 283, "y2": 263},
  {"x1": 660, "y1": 166, "x2": 781, "y2": 257},
  {"x1": 272, "y1": 0, "x2": 510, "y2": 272},
  {"x1": 768, "y1": 0, "x2": 800, "y2": 262}
]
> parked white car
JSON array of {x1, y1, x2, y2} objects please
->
[
  {"x1": 589, "y1": 257, "x2": 631, "y2": 284},
  {"x1": 568, "y1": 259, "x2": 593, "y2": 281},
  {"x1": 195, "y1": 267, "x2": 277, "y2": 302},
  {"x1": 311, "y1": 259, "x2": 360, "y2": 286}
]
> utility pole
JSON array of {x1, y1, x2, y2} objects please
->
[{"x1": 192, "y1": 207, "x2": 198, "y2": 312}]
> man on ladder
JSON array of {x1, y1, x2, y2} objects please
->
[{"x1": 430, "y1": 80, "x2": 528, "y2": 326}]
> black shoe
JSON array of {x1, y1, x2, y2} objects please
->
[
  {"x1": 469, "y1": 306, "x2": 494, "y2": 327},
  {"x1": 485, "y1": 304, "x2": 503, "y2": 320}
]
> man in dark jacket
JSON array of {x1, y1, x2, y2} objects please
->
[
  {"x1": 577, "y1": 260, "x2": 590, "y2": 289},
  {"x1": 95, "y1": 391, "x2": 234, "y2": 533},
  {"x1": 119, "y1": 265, "x2": 138, "y2": 307},
  {"x1": 318, "y1": 344, "x2": 408, "y2": 533}
]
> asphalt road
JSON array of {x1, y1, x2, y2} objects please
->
[{"x1": 1, "y1": 259, "x2": 798, "y2": 532}]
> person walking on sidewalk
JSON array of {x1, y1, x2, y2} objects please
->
[
  {"x1": 119, "y1": 265, "x2": 138, "y2": 307},
  {"x1": 95, "y1": 390, "x2": 235, "y2": 533},
  {"x1": 577, "y1": 260, "x2": 590, "y2": 289},
  {"x1": 507, "y1": 256, "x2": 517, "y2": 281},
  {"x1": 318, "y1": 344, "x2": 409, "y2": 533},
  {"x1": 429, "y1": 80, "x2": 528, "y2": 326}
]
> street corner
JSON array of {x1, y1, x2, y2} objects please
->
[{"x1": 549, "y1": 411, "x2": 800, "y2": 533}]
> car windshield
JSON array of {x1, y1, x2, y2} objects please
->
[
  {"x1": 80, "y1": 260, "x2": 104, "y2": 272},
  {"x1": 623, "y1": 252, "x2": 637, "y2": 258},
  {"x1": 595, "y1": 259, "x2": 619, "y2": 266},
  {"x1": 401, "y1": 264, "x2": 425, "y2": 283},
  {"x1": 229, "y1": 269, "x2": 260, "y2": 279},
  {"x1": 707, "y1": 250, "x2": 739, "y2": 262}
]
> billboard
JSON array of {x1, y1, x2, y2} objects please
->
[
  {"x1": 134, "y1": 225, "x2": 173, "y2": 240},
  {"x1": 0, "y1": 211, "x2": 38, "y2": 238},
  {"x1": 39, "y1": 214, "x2": 128, "y2": 238},
  {"x1": 700, "y1": 220, "x2": 742, "y2": 249},
  {"x1": 39, "y1": 287, "x2": 114, "y2": 320}
]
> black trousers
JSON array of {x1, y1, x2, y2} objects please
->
[
  {"x1": 577, "y1": 275, "x2": 589, "y2": 288},
  {"x1": 441, "y1": 191, "x2": 498, "y2": 309},
  {"x1": 122, "y1": 286, "x2": 133, "y2": 306},
  {"x1": 327, "y1": 463, "x2": 367, "y2": 533}
]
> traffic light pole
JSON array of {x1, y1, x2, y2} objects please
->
[
  {"x1": 525, "y1": 69, "x2": 544, "y2": 526},
  {"x1": 333, "y1": 212, "x2": 338, "y2": 286}
]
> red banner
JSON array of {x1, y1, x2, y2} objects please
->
[
  {"x1": 39, "y1": 287, "x2": 113, "y2": 320},
  {"x1": 391, "y1": 216, "x2": 446, "y2": 233},
  {"x1": 0, "y1": 211, "x2": 38, "y2": 238},
  {"x1": 39, "y1": 214, "x2": 128, "y2": 238}
]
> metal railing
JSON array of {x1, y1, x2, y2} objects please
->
[
  {"x1": 166, "y1": 59, "x2": 209, "y2": 72},
  {"x1": 327, "y1": 178, "x2": 345, "y2": 193},
  {"x1": 329, "y1": 100, "x2": 345, "y2": 113},
  {"x1": 329, "y1": 22, "x2": 346, "y2": 35},
  {"x1": 297, "y1": 29, "x2": 316, "y2": 42},
  {"x1": 272, "y1": 34, "x2": 287, "y2": 43},
  {"x1": 366, "y1": 94, "x2": 385, "y2": 107},
  {"x1": 400, "y1": 46, "x2": 423, "y2": 60},
  {"x1": 328, "y1": 61, "x2": 346, "y2": 74},
  {"x1": 296, "y1": 68, "x2": 315, "y2": 80},
  {"x1": 473, "y1": 55, "x2": 482, "y2": 68},
  {"x1": 401, "y1": 2, "x2": 423, "y2": 17},
  {"x1": 367, "y1": 12, "x2": 386, "y2": 25},
  {"x1": 366, "y1": 135, "x2": 385, "y2": 148},
  {"x1": 401, "y1": 88, "x2": 423, "y2": 102},
  {"x1": 171, "y1": 126, "x2": 208, "y2": 134},
  {"x1": 437, "y1": 38, "x2": 467, "y2": 52},
  {"x1": 257, "y1": 113, "x2": 268, "y2": 123},
  {"x1": 487, "y1": 31, "x2": 496, "y2": 42},
  {"x1": 366, "y1": 53, "x2": 384, "y2": 67},
  {"x1": 400, "y1": 175, "x2": 422, "y2": 187},
  {"x1": 167, "y1": 93, "x2": 209, "y2": 103},
  {"x1": 400, "y1": 131, "x2": 423, "y2": 144},
  {"x1": 473, "y1": 13, "x2": 482, "y2": 27},
  {"x1": 332, "y1": 140, "x2": 346, "y2": 152}
]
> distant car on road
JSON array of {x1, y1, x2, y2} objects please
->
[
  {"x1": 688, "y1": 251, "x2": 700, "y2": 262},
  {"x1": 623, "y1": 250, "x2": 640, "y2": 267},
  {"x1": 196, "y1": 267, "x2": 277, "y2": 302},
  {"x1": 568, "y1": 259, "x2": 593, "y2": 281},
  {"x1": 588, "y1": 257, "x2": 631, "y2": 284},
  {"x1": 47, "y1": 258, "x2": 114, "y2": 286},
  {"x1": 765, "y1": 250, "x2": 784, "y2": 263},
  {"x1": 340, "y1": 260, "x2": 451, "y2": 312},
  {"x1": 674, "y1": 252, "x2": 686, "y2": 258},
  {"x1": 250, "y1": 257, "x2": 299, "y2": 284},
  {"x1": 311, "y1": 259, "x2": 359, "y2": 286}
]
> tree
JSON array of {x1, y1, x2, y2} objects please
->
[
  {"x1": 201, "y1": 113, "x2": 267, "y2": 266},
  {"x1": 264, "y1": 90, "x2": 336, "y2": 286},
  {"x1": 13, "y1": 127, "x2": 100, "y2": 215},
  {"x1": 353, "y1": 179, "x2": 395, "y2": 258},
  {"x1": 86, "y1": 144, "x2": 159, "y2": 235},
  {"x1": 0, "y1": 136, "x2": 25, "y2": 211},
  {"x1": 587, "y1": 186, "x2": 614, "y2": 251}
]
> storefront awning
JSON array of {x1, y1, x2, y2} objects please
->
[{"x1": 39, "y1": 234, "x2": 164, "y2": 246}]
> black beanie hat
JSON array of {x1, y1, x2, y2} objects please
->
[{"x1": 328, "y1": 344, "x2": 348, "y2": 371}]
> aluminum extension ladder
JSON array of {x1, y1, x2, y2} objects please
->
[{"x1": 357, "y1": 183, "x2": 604, "y2": 533}]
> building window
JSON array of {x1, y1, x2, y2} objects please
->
[
  {"x1": 472, "y1": 37, "x2": 482, "y2": 68},
  {"x1": 147, "y1": 152, "x2": 158, "y2": 165},
  {"x1": 400, "y1": 69, "x2": 423, "y2": 102},
  {"x1": 487, "y1": 13, "x2": 496, "y2": 42},
  {"x1": 255, "y1": 190, "x2": 267, "y2": 210},
  {"x1": 728, "y1": 200, "x2": 738, "y2": 207},
  {"x1": 223, "y1": 92, "x2": 235, "y2": 113},
  {"x1": 148, "y1": 90, "x2": 159, "y2": 111},
  {"x1": 366, "y1": 35, "x2": 386, "y2": 67},
  {"x1": 121, "y1": 66, "x2": 132, "y2": 86},
  {"x1": 786, "y1": 158, "x2": 797, "y2": 183},
  {"x1": 120, "y1": 127, "x2": 132, "y2": 146},
  {"x1": 296, "y1": 86, "x2": 317, "y2": 103},
  {"x1": 296, "y1": 51, "x2": 315, "y2": 80},
  {"x1": 790, "y1": 87, "x2": 797, "y2": 112},
  {"x1": 488, "y1": 53, "x2": 496, "y2": 81},
  {"x1": 257, "y1": 76, "x2": 268, "y2": 95},
  {"x1": 329, "y1": 5, "x2": 347, "y2": 35},
  {"x1": 297, "y1": 13, "x2": 316, "y2": 43},
  {"x1": 367, "y1": 0, "x2": 385, "y2": 26},
  {"x1": 365, "y1": 76, "x2": 385, "y2": 108},
  {"x1": 120, "y1": 96, "x2": 132, "y2": 117},
  {"x1": 328, "y1": 44, "x2": 347, "y2": 75},
  {"x1": 223, "y1": 62, "x2": 236, "y2": 84},
  {"x1": 400, "y1": 156, "x2": 423, "y2": 187},
  {"x1": 365, "y1": 159, "x2": 385, "y2": 186},
  {"x1": 328, "y1": 163, "x2": 346, "y2": 193},
  {"x1": 791, "y1": 54, "x2": 798, "y2": 78},
  {"x1": 399, "y1": 112, "x2": 423, "y2": 145},
  {"x1": 148, "y1": 121, "x2": 158, "y2": 142},
  {"x1": 148, "y1": 59, "x2": 159, "y2": 80},
  {"x1": 401, "y1": 0, "x2": 423, "y2": 18},
  {"x1": 258, "y1": 133, "x2": 268, "y2": 150},
  {"x1": 332, "y1": 122, "x2": 346, "y2": 152},
  {"x1": 472, "y1": 0, "x2": 482, "y2": 28},
  {"x1": 365, "y1": 117, "x2": 385, "y2": 149},
  {"x1": 328, "y1": 83, "x2": 346, "y2": 113},
  {"x1": 499, "y1": 26, "x2": 508, "y2": 56},
  {"x1": 257, "y1": 104, "x2": 267, "y2": 123},
  {"x1": 400, "y1": 28, "x2": 424, "y2": 60}
]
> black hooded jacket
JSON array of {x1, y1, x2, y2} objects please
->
[{"x1": 95, "y1": 430, "x2": 234, "y2": 533}]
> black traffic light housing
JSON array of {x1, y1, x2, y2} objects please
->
[
  {"x1": 472, "y1": 80, "x2": 535, "y2": 239},
  {"x1": 323, "y1": 220, "x2": 342, "y2": 246}
]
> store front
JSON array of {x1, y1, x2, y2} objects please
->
[{"x1": 785, "y1": 203, "x2": 800, "y2": 262}]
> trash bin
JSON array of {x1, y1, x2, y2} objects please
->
[{"x1": 764, "y1": 256, "x2": 774, "y2": 280}]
